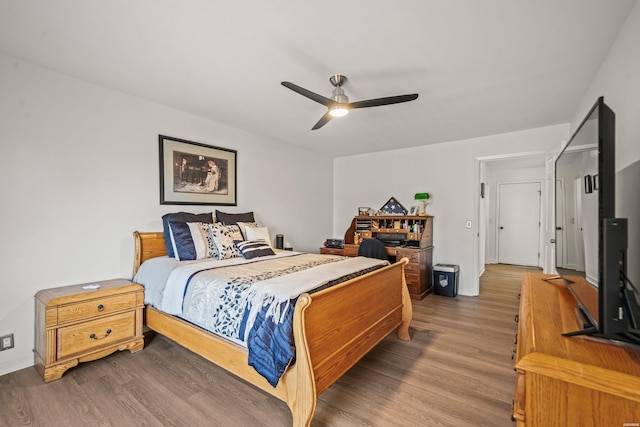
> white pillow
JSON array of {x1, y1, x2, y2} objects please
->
[
  {"x1": 236, "y1": 221, "x2": 260, "y2": 239},
  {"x1": 245, "y1": 226, "x2": 272, "y2": 248}
]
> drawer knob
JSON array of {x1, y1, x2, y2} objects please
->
[
  {"x1": 89, "y1": 329, "x2": 112, "y2": 340},
  {"x1": 97, "y1": 304, "x2": 104, "y2": 311}
]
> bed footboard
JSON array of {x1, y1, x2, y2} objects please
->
[{"x1": 286, "y1": 257, "x2": 411, "y2": 426}]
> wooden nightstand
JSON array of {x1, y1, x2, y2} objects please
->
[{"x1": 34, "y1": 279, "x2": 144, "y2": 382}]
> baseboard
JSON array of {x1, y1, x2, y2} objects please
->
[{"x1": 0, "y1": 356, "x2": 33, "y2": 377}]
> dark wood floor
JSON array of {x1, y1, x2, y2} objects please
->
[{"x1": 0, "y1": 264, "x2": 538, "y2": 427}]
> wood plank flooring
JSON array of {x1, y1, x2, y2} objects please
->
[{"x1": 0, "y1": 264, "x2": 538, "y2": 426}]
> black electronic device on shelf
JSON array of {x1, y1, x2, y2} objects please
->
[
  {"x1": 325, "y1": 238, "x2": 344, "y2": 249},
  {"x1": 554, "y1": 96, "x2": 639, "y2": 345}
]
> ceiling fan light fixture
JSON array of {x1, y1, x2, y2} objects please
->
[
  {"x1": 281, "y1": 74, "x2": 418, "y2": 130},
  {"x1": 329, "y1": 104, "x2": 349, "y2": 117}
]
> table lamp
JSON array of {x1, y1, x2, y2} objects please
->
[{"x1": 414, "y1": 192, "x2": 430, "y2": 216}]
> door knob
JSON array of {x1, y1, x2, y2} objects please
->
[
  {"x1": 500, "y1": 226, "x2": 504, "y2": 230},
  {"x1": 550, "y1": 239, "x2": 556, "y2": 243}
]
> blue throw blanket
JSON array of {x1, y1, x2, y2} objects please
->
[{"x1": 166, "y1": 254, "x2": 387, "y2": 387}]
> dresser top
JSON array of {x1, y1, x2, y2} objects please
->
[{"x1": 518, "y1": 272, "x2": 640, "y2": 377}]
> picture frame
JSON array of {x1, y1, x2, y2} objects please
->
[
  {"x1": 593, "y1": 174, "x2": 599, "y2": 191},
  {"x1": 159, "y1": 135, "x2": 237, "y2": 205},
  {"x1": 584, "y1": 174, "x2": 593, "y2": 194},
  {"x1": 409, "y1": 205, "x2": 418, "y2": 216},
  {"x1": 358, "y1": 206, "x2": 371, "y2": 216}
]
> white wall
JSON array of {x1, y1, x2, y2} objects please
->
[
  {"x1": 571, "y1": 1, "x2": 640, "y2": 288},
  {"x1": 572, "y1": 1, "x2": 640, "y2": 172},
  {"x1": 333, "y1": 124, "x2": 567, "y2": 296},
  {"x1": 0, "y1": 53, "x2": 334, "y2": 375}
]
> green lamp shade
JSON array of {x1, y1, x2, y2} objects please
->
[{"x1": 414, "y1": 192, "x2": 430, "y2": 200}]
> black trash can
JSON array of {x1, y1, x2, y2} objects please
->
[{"x1": 433, "y1": 264, "x2": 459, "y2": 297}]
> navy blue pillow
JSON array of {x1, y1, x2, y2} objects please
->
[
  {"x1": 215, "y1": 210, "x2": 255, "y2": 226},
  {"x1": 161, "y1": 212, "x2": 213, "y2": 257},
  {"x1": 168, "y1": 222, "x2": 198, "y2": 261},
  {"x1": 234, "y1": 239, "x2": 275, "y2": 259}
]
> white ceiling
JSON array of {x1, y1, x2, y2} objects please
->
[{"x1": 0, "y1": 0, "x2": 636, "y2": 158}]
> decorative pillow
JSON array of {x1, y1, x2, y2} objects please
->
[
  {"x1": 235, "y1": 239, "x2": 276, "y2": 259},
  {"x1": 211, "y1": 223, "x2": 244, "y2": 260},
  {"x1": 162, "y1": 212, "x2": 213, "y2": 257},
  {"x1": 236, "y1": 221, "x2": 260, "y2": 239},
  {"x1": 215, "y1": 210, "x2": 255, "y2": 226},
  {"x1": 168, "y1": 221, "x2": 211, "y2": 261},
  {"x1": 245, "y1": 226, "x2": 272, "y2": 248},
  {"x1": 200, "y1": 222, "x2": 219, "y2": 259}
]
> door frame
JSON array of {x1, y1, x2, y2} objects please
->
[{"x1": 472, "y1": 150, "x2": 549, "y2": 296}]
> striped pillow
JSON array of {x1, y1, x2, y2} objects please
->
[{"x1": 234, "y1": 239, "x2": 276, "y2": 259}]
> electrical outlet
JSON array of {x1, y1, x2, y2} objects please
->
[{"x1": 0, "y1": 333, "x2": 14, "y2": 351}]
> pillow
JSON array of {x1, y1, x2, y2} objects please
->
[
  {"x1": 235, "y1": 239, "x2": 276, "y2": 259},
  {"x1": 215, "y1": 210, "x2": 255, "y2": 226},
  {"x1": 236, "y1": 221, "x2": 260, "y2": 239},
  {"x1": 245, "y1": 226, "x2": 272, "y2": 248},
  {"x1": 168, "y1": 221, "x2": 211, "y2": 261},
  {"x1": 200, "y1": 222, "x2": 219, "y2": 259},
  {"x1": 211, "y1": 223, "x2": 244, "y2": 260},
  {"x1": 162, "y1": 212, "x2": 213, "y2": 257}
]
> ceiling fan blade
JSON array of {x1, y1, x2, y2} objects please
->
[
  {"x1": 312, "y1": 111, "x2": 333, "y2": 130},
  {"x1": 281, "y1": 82, "x2": 335, "y2": 107},
  {"x1": 349, "y1": 93, "x2": 419, "y2": 109}
]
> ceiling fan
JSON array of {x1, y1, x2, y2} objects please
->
[{"x1": 281, "y1": 75, "x2": 419, "y2": 130}]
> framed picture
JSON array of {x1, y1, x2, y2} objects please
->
[
  {"x1": 358, "y1": 206, "x2": 371, "y2": 216},
  {"x1": 409, "y1": 205, "x2": 418, "y2": 216},
  {"x1": 584, "y1": 174, "x2": 593, "y2": 194},
  {"x1": 593, "y1": 174, "x2": 599, "y2": 191},
  {"x1": 159, "y1": 135, "x2": 237, "y2": 205}
]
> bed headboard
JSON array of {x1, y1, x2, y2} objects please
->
[{"x1": 132, "y1": 231, "x2": 167, "y2": 278}]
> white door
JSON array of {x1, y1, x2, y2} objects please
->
[{"x1": 498, "y1": 182, "x2": 541, "y2": 266}]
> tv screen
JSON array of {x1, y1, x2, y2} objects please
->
[
  {"x1": 555, "y1": 98, "x2": 613, "y2": 287},
  {"x1": 555, "y1": 97, "x2": 638, "y2": 344}
]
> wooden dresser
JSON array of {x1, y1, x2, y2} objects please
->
[
  {"x1": 513, "y1": 273, "x2": 640, "y2": 425},
  {"x1": 34, "y1": 279, "x2": 144, "y2": 382},
  {"x1": 321, "y1": 215, "x2": 434, "y2": 299}
]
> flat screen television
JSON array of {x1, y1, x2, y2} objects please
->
[{"x1": 554, "y1": 96, "x2": 639, "y2": 345}]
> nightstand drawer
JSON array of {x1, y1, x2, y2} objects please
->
[
  {"x1": 320, "y1": 247, "x2": 344, "y2": 256},
  {"x1": 58, "y1": 292, "x2": 138, "y2": 324},
  {"x1": 57, "y1": 311, "x2": 136, "y2": 359}
]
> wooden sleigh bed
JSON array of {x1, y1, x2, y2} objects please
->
[{"x1": 132, "y1": 231, "x2": 413, "y2": 426}]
